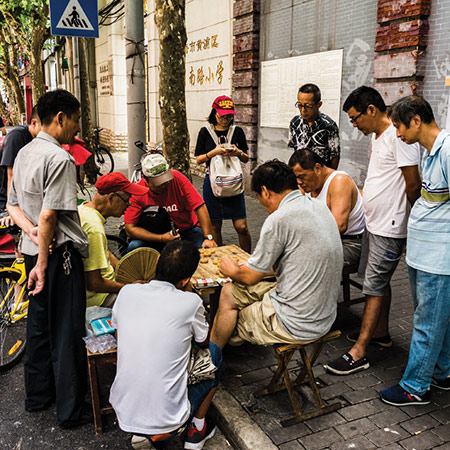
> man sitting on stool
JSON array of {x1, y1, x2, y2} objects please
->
[
  {"x1": 210, "y1": 160, "x2": 343, "y2": 349},
  {"x1": 78, "y1": 172, "x2": 149, "y2": 308},
  {"x1": 288, "y1": 148, "x2": 365, "y2": 266}
]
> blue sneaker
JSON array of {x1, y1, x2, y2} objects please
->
[{"x1": 380, "y1": 384, "x2": 430, "y2": 406}]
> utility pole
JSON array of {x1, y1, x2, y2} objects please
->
[{"x1": 125, "y1": 0, "x2": 146, "y2": 177}]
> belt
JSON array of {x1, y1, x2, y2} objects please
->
[{"x1": 341, "y1": 234, "x2": 363, "y2": 240}]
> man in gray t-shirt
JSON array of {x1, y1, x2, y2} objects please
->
[
  {"x1": 7, "y1": 90, "x2": 89, "y2": 429},
  {"x1": 210, "y1": 160, "x2": 343, "y2": 349}
]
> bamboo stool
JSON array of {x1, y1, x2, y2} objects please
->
[{"x1": 254, "y1": 330, "x2": 342, "y2": 427}]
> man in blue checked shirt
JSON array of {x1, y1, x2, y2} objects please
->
[{"x1": 380, "y1": 95, "x2": 450, "y2": 407}]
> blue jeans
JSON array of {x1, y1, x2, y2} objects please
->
[
  {"x1": 127, "y1": 226, "x2": 204, "y2": 253},
  {"x1": 400, "y1": 266, "x2": 450, "y2": 395}
]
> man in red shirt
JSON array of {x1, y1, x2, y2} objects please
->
[{"x1": 124, "y1": 153, "x2": 218, "y2": 252}]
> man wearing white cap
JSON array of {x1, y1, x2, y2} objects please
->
[{"x1": 124, "y1": 153, "x2": 218, "y2": 251}]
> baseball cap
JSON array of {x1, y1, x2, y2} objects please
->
[
  {"x1": 95, "y1": 172, "x2": 149, "y2": 195},
  {"x1": 212, "y1": 95, "x2": 236, "y2": 116},
  {"x1": 141, "y1": 153, "x2": 174, "y2": 186}
]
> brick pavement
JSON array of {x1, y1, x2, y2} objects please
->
[
  {"x1": 103, "y1": 170, "x2": 450, "y2": 449},
  {"x1": 191, "y1": 179, "x2": 450, "y2": 450}
]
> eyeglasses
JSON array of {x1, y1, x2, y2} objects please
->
[
  {"x1": 295, "y1": 102, "x2": 317, "y2": 110},
  {"x1": 217, "y1": 114, "x2": 234, "y2": 120},
  {"x1": 114, "y1": 192, "x2": 130, "y2": 205},
  {"x1": 349, "y1": 111, "x2": 365, "y2": 125}
]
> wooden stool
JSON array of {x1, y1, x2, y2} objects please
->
[
  {"x1": 86, "y1": 348, "x2": 117, "y2": 434},
  {"x1": 254, "y1": 330, "x2": 342, "y2": 427},
  {"x1": 340, "y1": 264, "x2": 365, "y2": 308}
]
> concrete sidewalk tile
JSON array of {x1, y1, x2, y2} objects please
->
[
  {"x1": 432, "y1": 424, "x2": 450, "y2": 441},
  {"x1": 378, "y1": 444, "x2": 405, "y2": 450},
  {"x1": 252, "y1": 413, "x2": 311, "y2": 445},
  {"x1": 338, "y1": 400, "x2": 382, "y2": 421},
  {"x1": 299, "y1": 429, "x2": 343, "y2": 449},
  {"x1": 222, "y1": 376, "x2": 244, "y2": 389},
  {"x1": 304, "y1": 411, "x2": 346, "y2": 433},
  {"x1": 240, "y1": 367, "x2": 274, "y2": 385},
  {"x1": 398, "y1": 430, "x2": 444, "y2": 450},
  {"x1": 370, "y1": 408, "x2": 411, "y2": 428},
  {"x1": 344, "y1": 374, "x2": 382, "y2": 390},
  {"x1": 330, "y1": 435, "x2": 375, "y2": 450},
  {"x1": 432, "y1": 391, "x2": 450, "y2": 408},
  {"x1": 400, "y1": 401, "x2": 439, "y2": 418},
  {"x1": 365, "y1": 425, "x2": 410, "y2": 447},
  {"x1": 279, "y1": 440, "x2": 306, "y2": 450},
  {"x1": 430, "y1": 405, "x2": 450, "y2": 423},
  {"x1": 342, "y1": 387, "x2": 379, "y2": 404},
  {"x1": 335, "y1": 417, "x2": 378, "y2": 439},
  {"x1": 400, "y1": 414, "x2": 441, "y2": 434},
  {"x1": 319, "y1": 381, "x2": 353, "y2": 401}
]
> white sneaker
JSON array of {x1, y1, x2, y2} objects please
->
[{"x1": 131, "y1": 435, "x2": 152, "y2": 450}]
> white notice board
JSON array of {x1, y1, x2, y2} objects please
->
[{"x1": 260, "y1": 49, "x2": 344, "y2": 128}]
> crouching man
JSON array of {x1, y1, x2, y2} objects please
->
[
  {"x1": 110, "y1": 240, "x2": 222, "y2": 450},
  {"x1": 211, "y1": 160, "x2": 343, "y2": 349},
  {"x1": 78, "y1": 172, "x2": 149, "y2": 308}
]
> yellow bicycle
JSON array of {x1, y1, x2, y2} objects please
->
[{"x1": 0, "y1": 226, "x2": 28, "y2": 371}]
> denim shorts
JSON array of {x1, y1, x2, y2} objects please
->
[
  {"x1": 203, "y1": 174, "x2": 247, "y2": 222},
  {"x1": 363, "y1": 232, "x2": 406, "y2": 297}
]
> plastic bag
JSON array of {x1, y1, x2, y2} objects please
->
[
  {"x1": 85, "y1": 306, "x2": 114, "y2": 337},
  {"x1": 84, "y1": 334, "x2": 117, "y2": 354}
]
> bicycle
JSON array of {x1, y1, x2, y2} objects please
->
[
  {"x1": 93, "y1": 128, "x2": 114, "y2": 176},
  {"x1": 0, "y1": 225, "x2": 28, "y2": 372}
]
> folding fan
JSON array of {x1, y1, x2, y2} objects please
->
[{"x1": 115, "y1": 247, "x2": 160, "y2": 284}]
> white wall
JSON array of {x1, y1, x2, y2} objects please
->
[
  {"x1": 95, "y1": 15, "x2": 127, "y2": 136},
  {"x1": 147, "y1": 0, "x2": 234, "y2": 147}
]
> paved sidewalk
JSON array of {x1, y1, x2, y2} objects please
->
[
  {"x1": 1, "y1": 154, "x2": 448, "y2": 449},
  {"x1": 197, "y1": 182, "x2": 450, "y2": 450}
]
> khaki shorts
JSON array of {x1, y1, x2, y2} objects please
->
[{"x1": 230, "y1": 281, "x2": 312, "y2": 346}]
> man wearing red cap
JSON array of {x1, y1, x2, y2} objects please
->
[{"x1": 78, "y1": 172, "x2": 149, "y2": 308}]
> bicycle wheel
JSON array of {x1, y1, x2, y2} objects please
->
[
  {"x1": 95, "y1": 147, "x2": 114, "y2": 176},
  {"x1": 0, "y1": 269, "x2": 27, "y2": 372}
]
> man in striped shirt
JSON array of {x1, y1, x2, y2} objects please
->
[{"x1": 380, "y1": 95, "x2": 450, "y2": 407}]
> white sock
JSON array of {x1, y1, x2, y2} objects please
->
[{"x1": 192, "y1": 416, "x2": 205, "y2": 430}]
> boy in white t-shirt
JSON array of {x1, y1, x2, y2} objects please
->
[
  {"x1": 325, "y1": 86, "x2": 421, "y2": 376},
  {"x1": 110, "y1": 240, "x2": 222, "y2": 450}
]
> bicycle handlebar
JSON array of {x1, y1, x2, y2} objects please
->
[{"x1": 0, "y1": 224, "x2": 21, "y2": 236}]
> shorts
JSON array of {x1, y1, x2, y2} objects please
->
[
  {"x1": 363, "y1": 232, "x2": 405, "y2": 297},
  {"x1": 203, "y1": 174, "x2": 247, "y2": 222},
  {"x1": 230, "y1": 281, "x2": 313, "y2": 346},
  {"x1": 342, "y1": 238, "x2": 362, "y2": 266}
]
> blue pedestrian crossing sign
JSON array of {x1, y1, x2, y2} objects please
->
[{"x1": 50, "y1": 0, "x2": 99, "y2": 38}]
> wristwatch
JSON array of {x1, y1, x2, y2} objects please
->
[{"x1": 204, "y1": 234, "x2": 213, "y2": 240}]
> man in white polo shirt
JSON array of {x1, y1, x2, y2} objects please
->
[{"x1": 325, "y1": 86, "x2": 421, "y2": 375}]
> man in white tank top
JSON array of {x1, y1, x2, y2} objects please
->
[{"x1": 289, "y1": 149, "x2": 365, "y2": 266}]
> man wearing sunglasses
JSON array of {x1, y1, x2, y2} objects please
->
[
  {"x1": 288, "y1": 83, "x2": 340, "y2": 169},
  {"x1": 78, "y1": 172, "x2": 149, "y2": 308}
]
